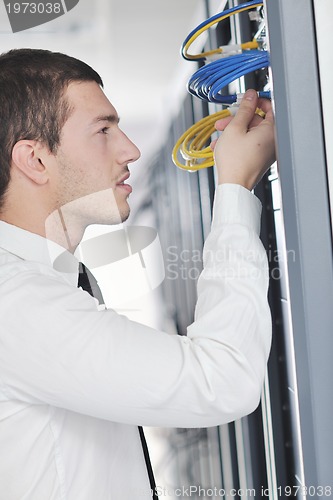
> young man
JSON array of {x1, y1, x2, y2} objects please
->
[{"x1": 0, "y1": 49, "x2": 275, "y2": 499}]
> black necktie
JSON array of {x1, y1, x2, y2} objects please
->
[{"x1": 78, "y1": 262, "x2": 158, "y2": 499}]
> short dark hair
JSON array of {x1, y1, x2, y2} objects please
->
[{"x1": 0, "y1": 48, "x2": 103, "y2": 210}]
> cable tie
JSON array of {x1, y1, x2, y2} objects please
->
[
  {"x1": 205, "y1": 46, "x2": 241, "y2": 63},
  {"x1": 220, "y1": 44, "x2": 243, "y2": 55},
  {"x1": 205, "y1": 42, "x2": 259, "y2": 62},
  {"x1": 248, "y1": 11, "x2": 262, "y2": 22}
]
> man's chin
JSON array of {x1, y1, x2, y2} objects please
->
[
  {"x1": 120, "y1": 207, "x2": 130, "y2": 223},
  {"x1": 94, "y1": 204, "x2": 130, "y2": 226}
]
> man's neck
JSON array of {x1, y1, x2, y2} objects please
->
[{"x1": 44, "y1": 208, "x2": 86, "y2": 254}]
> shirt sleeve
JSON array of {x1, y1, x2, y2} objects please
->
[{"x1": 0, "y1": 184, "x2": 271, "y2": 428}]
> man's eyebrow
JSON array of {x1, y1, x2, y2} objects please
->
[{"x1": 90, "y1": 114, "x2": 120, "y2": 126}]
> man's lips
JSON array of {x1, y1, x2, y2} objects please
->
[
  {"x1": 117, "y1": 172, "x2": 130, "y2": 184},
  {"x1": 116, "y1": 172, "x2": 132, "y2": 193}
]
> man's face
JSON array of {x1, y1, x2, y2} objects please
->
[{"x1": 51, "y1": 81, "x2": 140, "y2": 227}]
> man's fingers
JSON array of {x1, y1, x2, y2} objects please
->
[
  {"x1": 210, "y1": 138, "x2": 217, "y2": 150},
  {"x1": 262, "y1": 108, "x2": 274, "y2": 125},
  {"x1": 256, "y1": 97, "x2": 273, "y2": 114},
  {"x1": 214, "y1": 115, "x2": 233, "y2": 131},
  {"x1": 229, "y1": 89, "x2": 259, "y2": 131},
  {"x1": 249, "y1": 108, "x2": 275, "y2": 132},
  {"x1": 246, "y1": 99, "x2": 274, "y2": 130},
  {"x1": 248, "y1": 113, "x2": 265, "y2": 129},
  {"x1": 215, "y1": 95, "x2": 273, "y2": 132},
  {"x1": 213, "y1": 94, "x2": 274, "y2": 150}
]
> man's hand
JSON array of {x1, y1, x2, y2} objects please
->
[{"x1": 211, "y1": 89, "x2": 276, "y2": 190}]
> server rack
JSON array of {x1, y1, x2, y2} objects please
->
[
  {"x1": 265, "y1": 0, "x2": 333, "y2": 493},
  {"x1": 149, "y1": 0, "x2": 333, "y2": 498}
]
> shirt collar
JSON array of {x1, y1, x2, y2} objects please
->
[{"x1": 0, "y1": 220, "x2": 79, "y2": 287}]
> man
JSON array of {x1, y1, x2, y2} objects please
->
[{"x1": 0, "y1": 48, "x2": 275, "y2": 499}]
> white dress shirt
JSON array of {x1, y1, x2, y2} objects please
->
[{"x1": 0, "y1": 184, "x2": 271, "y2": 500}]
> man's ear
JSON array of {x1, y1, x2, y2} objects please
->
[{"x1": 11, "y1": 140, "x2": 50, "y2": 185}]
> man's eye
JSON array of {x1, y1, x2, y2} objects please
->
[{"x1": 100, "y1": 127, "x2": 109, "y2": 134}]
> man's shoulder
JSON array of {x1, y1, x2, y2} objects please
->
[{"x1": 0, "y1": 250, "x2": 72, "y2": 290}]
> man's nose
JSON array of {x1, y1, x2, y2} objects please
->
[
  {"x1": 128, "y1": 140, "x2": 141, "y2": 164},
  {"x1": 122, "y1": 132, "x2": 141, "y2": 164}
]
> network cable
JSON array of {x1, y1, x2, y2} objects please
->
[
  {"x1": 172, "y1": 110, "x2": 231, "y2": 171},
  {"x1": 173, "y1": 1, "x2": 269, "y2": 171},
  {"x1": 172, "y1": 100, "x2": 267, "y2": 171},
  {"x1": 182, "y1": 0, "x2": 263, "y2": 62},
  {"x1": 182, "y1": 1, "x2": 268, "y2": 105},
  {"x1": 187, "y1": 50, "x2": 270, "y2": 104}
]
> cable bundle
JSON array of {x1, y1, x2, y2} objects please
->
[
  {"x1": 181, "y1": 0, "x2": 263, "y2": 62},
  {"x1": 187, "y1": 50, "x2": 269, "y2": 104},
  {"x1": 172, "y1": 104, "x2": 266, "y2": 171},
  {"x1": 172, "y1": 0, "x2": 269, "y2": 171},
  {"x1": 172, "y1": 110, "x2": 232, "y2": 171}
]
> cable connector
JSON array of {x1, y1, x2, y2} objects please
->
[
  {"x1": 227, "y1": 93, "x2": 252, "y2": 115},
  {"x1": 228, "y1": 103, "x2": 266, "y2": 118},
  {"x1": 205, "y1": 41, "x2": 259, "y2": 62},
  {"x1": 227, "y1": 102, "x2": 241, "y2": 116},
  {"x1": 220, "y1": 44, "x2": 243, "y2": 57},
  {"x1": 227, "y1": 91, "x2": 271, "y2": 116},
  {"x1": 248, "y1": 10, "x2": 262, "y2": 22}
]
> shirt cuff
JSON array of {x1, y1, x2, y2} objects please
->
[{"x1": 211, "y1": 183, "x2": 262, "y2": 235}]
